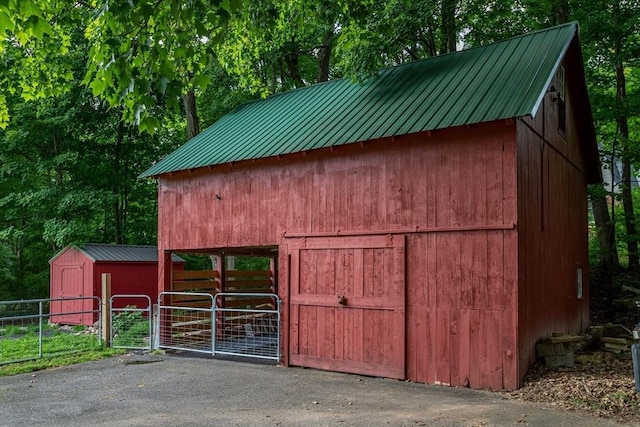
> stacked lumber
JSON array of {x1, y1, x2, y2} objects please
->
[
  {"x1": 536, "y1": 334, "x2": 590, "y2": 367},
  {"x1": 590, "y1": 324, "x2": 635, "y2": 356}
]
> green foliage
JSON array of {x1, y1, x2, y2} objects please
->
[
  {"x1": 234, "y1": 257, "x2": 271, "y2": 271},
  {"x1": 219, "y1": 0, "x2": 342, "y2": 93},
  {"x1": 0, "y1": 1, "x2": 77, "y2": 128},
  {"x1": 83, "y1": 0, "x2": 239, "y2": 129},
  {"x1": 0, "y1": 1, "x2": 241, "y2": 129},
  {"x1": 0, "y1": 23, "x2": 185, "y2": 300},
  {"x1": 196, "y1": 63, "x2": 259, "y2": 127},
  {"x1": 0, "y1": 0, "x2": 636, "y2": 322},
  {"x1": 111, "y1": 307, "x2": 150, "y2": 348}
]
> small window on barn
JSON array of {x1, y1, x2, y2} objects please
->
[{"x1": 556, "y1": 65, "x2": 566, "y2": 134}]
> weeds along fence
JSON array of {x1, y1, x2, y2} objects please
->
[
  {"x1": 0, "y1": 297, "x2": 102, "y2": 365},
  {"x1": 109, "y1": 295, "x2": 152, "y2": 350}
]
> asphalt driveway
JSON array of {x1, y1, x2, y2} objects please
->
[{"x1": 0, "y1": 353, "x2": 628, "y2": 426}]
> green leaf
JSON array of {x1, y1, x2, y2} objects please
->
[
  {"x1": 89, "y1": 78, "x2": 106, "y2": 96},
  {"x1": 0, "y1": 95, "x2": 8, "y2": 128},
  {"x1": 139, "y1": 116, "x2": 160, "y2": 134},
  {"x1": 0, "y1": 10, "x2": 14, "y2": 33},
  {"x1": 18, "y1": 0, "x2": 40, "y2": 18},
  {"x1": 192, "y1": 74, "x2": 211, "y2": 91},
  {"x1": 28, "y1": 16, "x2": 52, "y2": 39}
]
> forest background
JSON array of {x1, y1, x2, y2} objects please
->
[{"x1": 0, "y1": 0, "x2": 637, "y2": 322}]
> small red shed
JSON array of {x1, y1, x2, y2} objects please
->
[
  {"x1": 49, "y1": 244, "x2": 185, "y2": 326},
  {"x1": 141, "y1": 23, "x2": 601, "y2": 390}
]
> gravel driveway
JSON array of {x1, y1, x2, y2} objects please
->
[{"x1": 0, "y1": 353, "x2": 628, "y2": 426}]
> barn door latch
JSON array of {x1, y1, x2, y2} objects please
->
[{"x1": 338, "y1": 295, "x2": 347, "y2": 306}]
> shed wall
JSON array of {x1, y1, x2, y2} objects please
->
[
  {"x1": 157, "y1": 121, "x2": 520, "y2": 390},
  {"x1": 516, "y1": 54, "x2": 591, "y2": 379},
  {"x1": 93, "y1": 263, "x2": 161, "y2": 309}
]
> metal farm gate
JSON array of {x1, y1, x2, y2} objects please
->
[
  {"x1": 156, "y1": 292, "x2": 280, "y2": 360},
  {"x1": 213, "y1": 293, "x2": 280, "y2": 360},
  {"x1": 109, "y1": 295, "x2": 152, "y2": 351}
]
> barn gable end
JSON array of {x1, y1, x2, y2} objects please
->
[{"x1": 144, "y1": 22, "x2": 599, "y2": 390}]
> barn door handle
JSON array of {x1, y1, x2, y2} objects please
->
[{"x1": 338, "y1": 296, "x2": 347, "y2": 306}]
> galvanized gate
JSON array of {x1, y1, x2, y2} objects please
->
[
  {"x1": 156, "y1": 291, "x2": 280, "y2": 360},
  {"x1": 109, "y1": 295, "x2": 152, "y2": 350},
  {"x1": 157, "y1": 291, "x2": 215, "y2": 354},
  {"x1": 213, "y1": 293, "x2": 280, "y2": 361}
]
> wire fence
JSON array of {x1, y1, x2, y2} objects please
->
[
  {"x1": 110, "y1": 295, "x2": 152, "y2": 351},
  {"x1": 213, "y1": 293, "x2": 280, "y2": 361},
  {"x1": 157, "y1": 292, "x2": 215, "y2": 354},
  {"x1": 156, "y1": 292, "x2": 281, "y2": 360},
  {"x1": 0, "y1": 297, "x2": 102, "y2": 365},
  {"x1": 1, "y1": 291, "x2": 281, "y2": 365}
]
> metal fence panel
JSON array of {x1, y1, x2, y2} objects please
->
[
  {"x1": 157, "y1": 292, "x2": 214, "y2": 354},
  {"x1": 110, "y1": 295, "x2": 152, "y2": 351},
  {"x1": 213, "y1": 293, "x2": 281, "y2": 361},
  {"x1": 0, "y1": 297, "x2": 102, "y2": 365}
]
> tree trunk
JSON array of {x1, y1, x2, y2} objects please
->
[
  {"x1": 285, "y1": 52, "x2": 306, "y2": 88},
  {"x1": 621, "y1": 158, "x2": 637, "y2": 271},
  {"x1": 316, "y1": 30, "x2": 333, "y2": 83},
  {"x1": 551, "y1": 0, "x2": 570, "y2": 25},
  {"x1": 592, "y1": 188, "x2": 619, "y2": 272},
  {"x1": 183, "y1": 91, "x2": 200, "y2": 140},
  {"x1": 440, "y1": 0, "x2": 457, "y2": 53},
  {"x1": 614, "y1": 51, "x2": 638, "y2": 271},
  {"x1": 284, "y1": 39, "x2": 306, "y2": 89}
]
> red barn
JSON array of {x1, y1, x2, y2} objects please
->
[
  {"x1": 142, "y1": 23, "x2": 601, "y2": 390},
  {"x1": 49, "y1": 244, "x2": 185, "y2": 326}
]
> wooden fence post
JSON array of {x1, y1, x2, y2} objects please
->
[{"x1": 101, "y1": 273, "x2": 111, "y2": 345}]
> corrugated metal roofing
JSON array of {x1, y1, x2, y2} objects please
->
[
  {"x1": 141, "y1": 22, "x2": 579, "y2": 178},
  {"x1": 78, "y1": 244, "x2": 185, "y2": 263}
]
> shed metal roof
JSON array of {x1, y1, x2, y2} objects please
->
[
  {"x1": 141, "y1": 22, "x2": 584, "y2": 178},
  {"x1": 63, "y1": 244, "x2": 184, "y2": 263}
]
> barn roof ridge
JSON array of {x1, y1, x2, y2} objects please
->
[{"x1": 141, "y1": 21, "x2": 588, "y2": 178}]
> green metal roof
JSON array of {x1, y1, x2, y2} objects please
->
[{"x1": 141, "y1": 22, "x2": 580, "y2": 178}]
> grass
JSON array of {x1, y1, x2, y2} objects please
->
[
  {"x1": 111, "y1": 308, "x2": 152, "y2": 348},
  {"x1": 0, "y1": 348, "x2": 123, "y2": 376},
  {"x1": 0, "y1": 324, "x2": 124, "y2": 376}
]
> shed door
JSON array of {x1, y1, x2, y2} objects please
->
[
  {"x1": 51, "y1": 264, "x2": 85, "y2": 325},
  {"x1": 288, "y1": 235, "x2": 406, "y2": 379}
]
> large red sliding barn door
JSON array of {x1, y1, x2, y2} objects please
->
[{"x1": 288, "y1": 235, "x2": 406, "y2": 379}]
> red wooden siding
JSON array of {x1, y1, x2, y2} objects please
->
[
  {"x1": 515, "y1": 57, "x2": 590, "y2": 379},
  {"x1": 93, "y1": 263, "x2": 161, "y2": 309},
  {"x1": 158, "y1": 123, "x2": 516, "y2": 247},
  {"x1": 158, "y1": 121, "x2": 520, "y2": 390},
  {"x1": 405, "y1": 230, "x2": 518, "y2": 390}
]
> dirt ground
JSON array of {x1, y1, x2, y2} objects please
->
[{"x1": 508, "y1": 350, "x2": 640, "y2": 424}]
